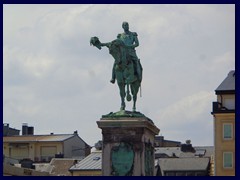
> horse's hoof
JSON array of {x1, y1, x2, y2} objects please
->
[
  {"x1": 127, "y1": 94, "x2": 132, "y2": 101},
  {"x1": 120, "y1": 107, "x2": 125, "y2": 111}
]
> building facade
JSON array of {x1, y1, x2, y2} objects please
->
[
  {"x1": 3, "y1": 123, "x2": 20, "y2": 136},
  {"x1": 212, "y1": 70, "x2": 235, "y2": 176},
  {"x1": 3, "y1": 132, "x2": 91, "y2": 162}
]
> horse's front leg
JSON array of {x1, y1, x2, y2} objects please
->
[
  {"x1": 126, "y1": 83, "x2": 132, "y2": 102},
  {"x1": 119, "y1": 82, "x2": 126, "y2": 110}
]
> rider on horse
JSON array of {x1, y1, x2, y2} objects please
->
[
  {"x1": 90, "y1": 22, "x2": 143, "y2": 111},
  {"x1": 110, "y1": 22, "x2": 142, "y2": 84}
]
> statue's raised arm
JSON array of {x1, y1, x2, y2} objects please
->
[
  {"x1": 90, "y1": 37, "x2": 111, "y2": 49},
  {"x1": 90, "y1": 22, "x2": 143, "y2": 112}
]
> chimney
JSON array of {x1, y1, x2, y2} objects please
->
[
  {"x1": 3, "y1": 123, "x2": 10, "y2": 136},
  {"x1": 181, "y1": 140, "x2": 195, "y2": 152},
  {"x1": 22, "y1": 123, "x2": 28, "y2": 135},
  {"x1": 28, "y1": 126, "x2": 34, "y2": 135},
  {"x1": 4, "y1": 123, "x2": 9, "y2": 128}
]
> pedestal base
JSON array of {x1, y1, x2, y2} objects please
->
[{"x1": 97, "y1": 111, "x2": 160, "y2": 176}]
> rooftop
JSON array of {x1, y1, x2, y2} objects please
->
[
  {"x1": 215, "y1": 70, "x2": 235, "y2": 94},
  {"x1": 3, "y1": 134, "x2": 76, "y2": 143},
  {"x1": 69, "y1": 151, "x2": 102, "y2": 171},
  {"x1": 155, "y1": 146, "x2": 214, "y2": 158},
  {"x1": 158, "y1": 157, "x2": 210, "y2": 172},
  {"x1": 49, "y1": 158, "x2": 77, "y2": 176}
]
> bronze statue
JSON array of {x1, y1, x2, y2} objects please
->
[{"x1": 90, "y1": 22, "x2": 143, "y2": 112}]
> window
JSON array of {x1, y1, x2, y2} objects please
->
[
  {"x1": 223, "y1": 152, "x2": 233, "y2": 168},
  {"x1": 223, "y1": 124, "x2": 233, "y2": 139}
]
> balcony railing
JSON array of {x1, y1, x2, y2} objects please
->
[{"x1": 212, "y1": 102, "x2": 235, "y2": 114}]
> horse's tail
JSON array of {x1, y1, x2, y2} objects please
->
[{"x1": 140, "y1": 83, "x2": 142, "y2": 97}]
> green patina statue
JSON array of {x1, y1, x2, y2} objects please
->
[{"x1": 90, "y1": 22, "x2": 143, "y2": 112}]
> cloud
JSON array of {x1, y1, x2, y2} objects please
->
[
  {"x1": 155, "y1": 91, "x2": 214, "y2": 127},
  {"x1": 211, "y1": 51, "x2": 235, "y2": 71},
  {"x1": 3, "y1": 4, "x2": 235, "y2": 146},
  {"x1": 152, "y1": 91, "x2": 215, "y2": 144}
]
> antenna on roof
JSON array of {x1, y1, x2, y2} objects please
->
[{"x1": 186, "y1": 140, "x2": 191, "y2": 144}]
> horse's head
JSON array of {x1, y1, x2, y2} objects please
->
[{"x1": 90, "y1": 37, "x2": 102, "y2": 50}]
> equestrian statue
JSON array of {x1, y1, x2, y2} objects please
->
[{"x1": 90, "y1": 22, "x2": 143, "y2": 112}]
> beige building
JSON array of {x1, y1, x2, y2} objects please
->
[
  {"x1": 211, "y1": 70, "x2": 235, "y2": 176},
  {"x1": 3, "y1": 132, "x2": 91, "y2": 162}
]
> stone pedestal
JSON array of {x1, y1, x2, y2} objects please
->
[{"x1": 97, "y1": 111, "x2": 160, "y2": 176}]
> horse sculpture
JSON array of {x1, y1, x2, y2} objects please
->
[{"x1": 90, "y1": 36, "x2": 142, "y2": 112}]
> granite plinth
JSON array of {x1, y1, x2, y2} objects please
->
[{"x1": 97, "y1": 112, "x2": 160, "y2": 176}]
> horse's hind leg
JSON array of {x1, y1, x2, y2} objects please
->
[
  {"x1": 121, "y1": 100, "x2": 126, "y2": 110},
  {"x1": 131, "y1": 81, "x2": 141, "y2": 112},
  {"x1": 131, "y1": 84, "x2": 137, "y2": 112},
  {"x1": 132, "y1": 94, "x2": 137, "y2": 112}
]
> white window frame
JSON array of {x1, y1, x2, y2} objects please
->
[
  {"x1": 223, "y1": 152, "x2": 233, "y2": 168},
  {"x1": 223, "y1": 123, "x2": 233, "y2": 140}
]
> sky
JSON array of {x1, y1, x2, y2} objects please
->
[{"x1": 3, "y1": 4, "x2": 235, "y2": 147}]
